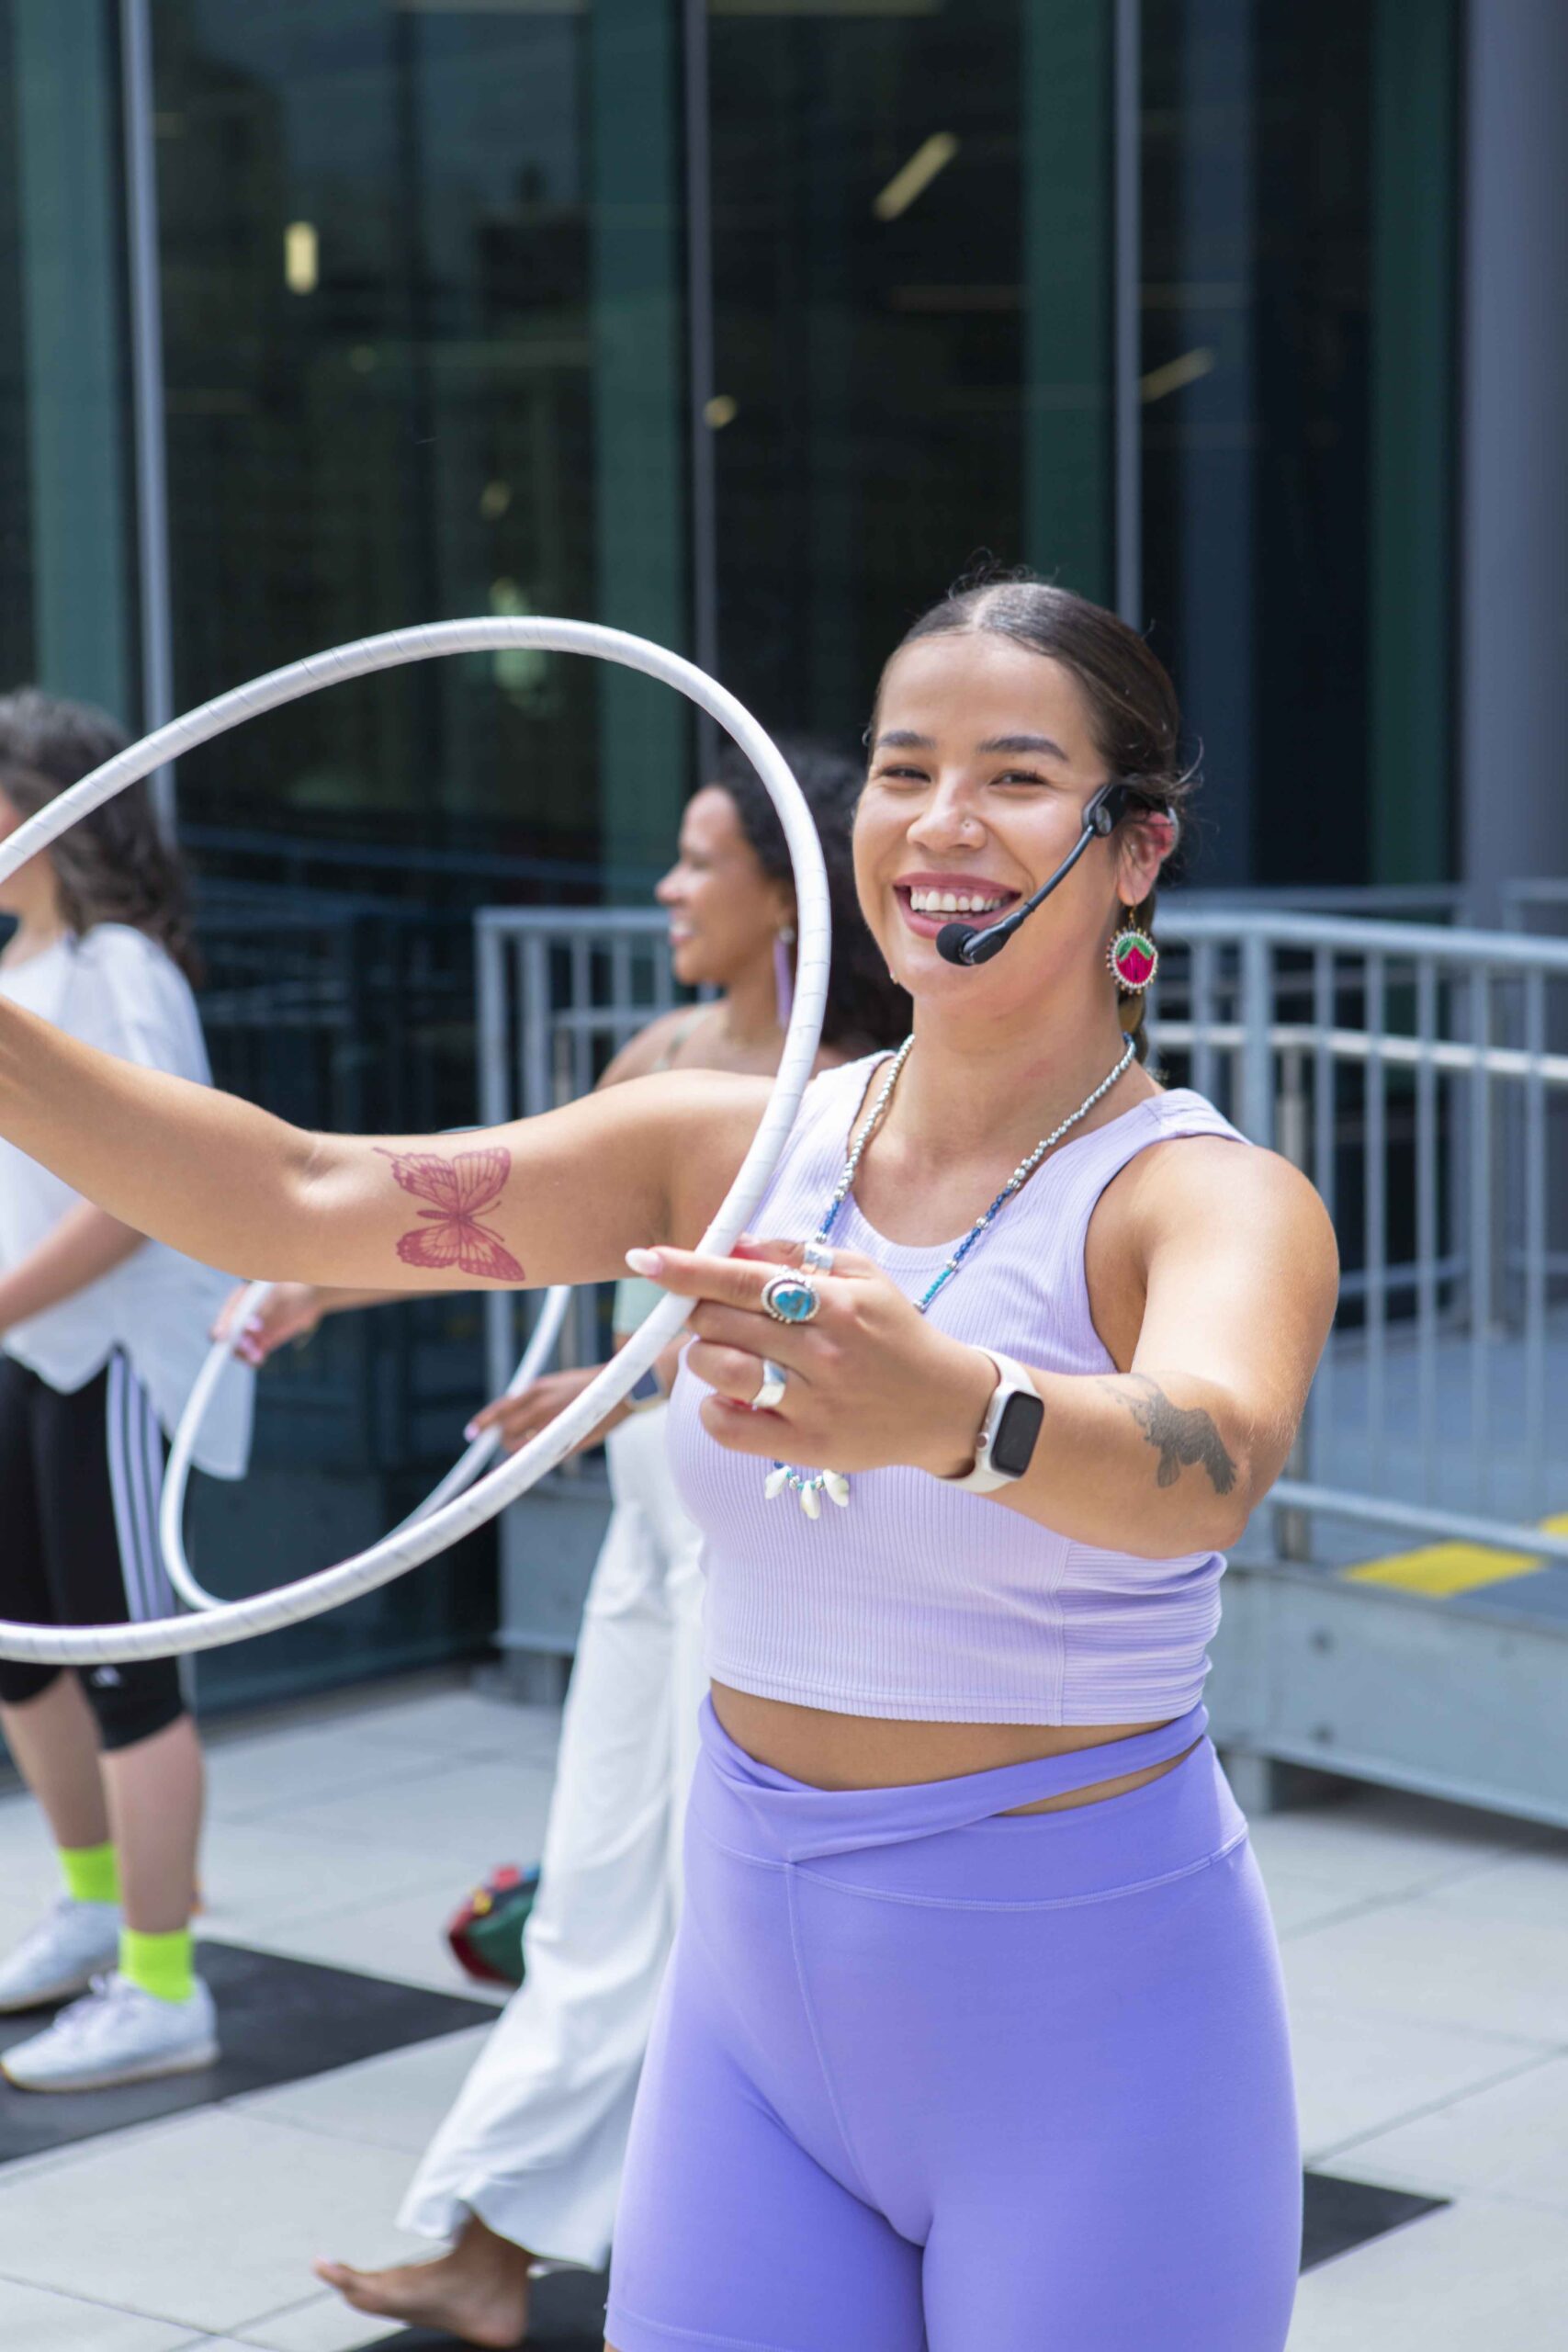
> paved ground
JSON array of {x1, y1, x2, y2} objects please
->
[{"x1": 1, "y1": 1671, "x2": 1565, "y2": 2349}]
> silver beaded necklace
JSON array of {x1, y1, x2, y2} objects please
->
[{"x1": 766, "y1": 1031, "x2": 1138, "y2": 1517}]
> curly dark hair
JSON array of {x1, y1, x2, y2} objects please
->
[
  {"x1": 0, "y1": 688, "x2": 200, "y2": 984},
  {"x1": 881, "y1": 570, "x2": 1195, "y2": 1063},
  {"x1": 712, "y1": 737, "x2": 910, "y2": 1055}
]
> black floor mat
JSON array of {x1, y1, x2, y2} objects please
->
[
  {"x1": 368, "y1": 2173, "x2": 1448, "y2": 2348},
  {"x1": 0, "y1": 1937, "x2": 493, "y2": 2164},
  {"x1": 1301, "y1": 2166, "x2": 1447, "y2": 2269}
]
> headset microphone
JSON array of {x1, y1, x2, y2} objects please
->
[{"x1": 934, "y1": 780, "x2": 1139, "y2": 967}]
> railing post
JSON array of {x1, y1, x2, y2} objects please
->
[
  {"x1": 1239, "y1": 929, "x2": 1275, "y2": 1148},
  {"x1": 1273, "y1": 1037, "x2": 1313, "y2": 1562}
]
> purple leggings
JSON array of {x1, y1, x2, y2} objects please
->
[{"x1": 607, "y1": 1699, "x2": 1299, "y2": 2352}]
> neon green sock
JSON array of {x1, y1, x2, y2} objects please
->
[
  {"x1": 119, "y1": 1926, "x2": 195, "y2": 2005},
  {"x1": 60, "y1": 1841, "x2": 119, "y2": 1907}
]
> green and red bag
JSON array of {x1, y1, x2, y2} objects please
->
[{"x1": 446, "y1": 1863, "x2": 541, "y2": 1987}]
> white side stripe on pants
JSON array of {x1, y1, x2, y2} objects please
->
[{"x1": 106, "y1": 1351, "x2": 172, "y2": 1624}]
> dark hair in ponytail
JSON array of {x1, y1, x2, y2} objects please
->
[
  {"x1": 712, "y1": 737, "x2": 910, "y2": 1054},
  {"x1": 0, "y1": 688, "x2": 201, "y2": 985},
  {"x1": 882, "y1": 571, "x2": 1194, "y2": 1062}
]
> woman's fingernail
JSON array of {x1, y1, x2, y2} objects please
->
[
  {"x1": 625, "y1": 1248, "x2": 663, "y2": 1277},
  {"x1": 464, "y1": 1420, "x2": 480, "y2": 1442}
]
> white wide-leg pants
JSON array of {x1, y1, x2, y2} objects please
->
[{"x1": 397, "y1": 1404, "x2": 705, "y2": 2268}]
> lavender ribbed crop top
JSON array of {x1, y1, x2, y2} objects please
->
[{"x1": 664, "y1": 1054, "x2": 1249, "y2": 1724}]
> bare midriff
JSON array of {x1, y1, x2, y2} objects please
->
[{"x1": 710, "y1": 1683, "x2": 1196, "y2": 1816}]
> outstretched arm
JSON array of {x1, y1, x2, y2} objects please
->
[
  {"x1": 966, "y1": 1138, "x2": 1338, "y2": 1551},
  {"x1": 0, "y1": 998, "x2": 764, "y2": 1295},
  {"x1": 638, "y1": 1136, "x2": 1338, "y2": 1558}
]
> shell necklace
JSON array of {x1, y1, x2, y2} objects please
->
[{"x1": 765, "y1": 1031, "x2": 1137, "y2": 1516}]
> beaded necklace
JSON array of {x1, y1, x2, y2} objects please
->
[{"x1": 765, "y1": 1031, "x2": 1137, "y2": 1516}]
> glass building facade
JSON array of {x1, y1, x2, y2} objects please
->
[{"x1": 0, "y1": 0, "x2": 1483, "y2": 1704}]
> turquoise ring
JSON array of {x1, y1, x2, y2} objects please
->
[{"x1": 761, "y1": 1273, "x2": 822, "y2": 1326}]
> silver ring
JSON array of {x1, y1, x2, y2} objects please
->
[
  {"x1": 761, "y1": 1272, "x2": 822, "y2": 1325},
  {"x1": 752, "y1": 1360, "x2": 788, "y2": 1410},
  {"x1": 801, "y1": 1239, "x2": 835, "y2": 1273}
]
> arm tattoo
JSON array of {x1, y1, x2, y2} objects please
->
[
  {"x1": 1115, "y1": 1374, "x2": 1237, "y2": 1498},
  {"x1": 375, "y1": 1146, "x2": 525, "y2": 1281}
]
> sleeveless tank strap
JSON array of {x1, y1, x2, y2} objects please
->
[{"x1": 1047, "y1": 1089, "x2": 1248, "y2": 1265}]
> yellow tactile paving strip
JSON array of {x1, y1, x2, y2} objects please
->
[{"x1": 1345, "y1": 1513, "x2": 1568, "y2": 1597}]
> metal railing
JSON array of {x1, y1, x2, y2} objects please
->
[
  {"x1": 1168, "y1": 882, "x2": 1472, "y2": 923},
  {"x1": 1154, "y1": 909, "x2": 1568, "y2": 1567},
  {"x1": 476, "y1": 907, "x2": 682, "y2": 1395},
  {"x1": 474, "y1": 907, "x2": 686, "y2": 1672},
  {"x1": 1500, "y1": 877, "x2": 1568, "y2": 935},
  {"x1": 476, "y1": 900, "x2": 1568, "y2": 1590}
]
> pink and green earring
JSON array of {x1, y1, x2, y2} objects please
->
[{"x1": 1108, "y1": 908, "x2": 1158, "y2": 993}]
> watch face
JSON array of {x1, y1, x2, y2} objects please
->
[
  {"x1": 626, "y1": 1367, "x2": 662, "y2": 1407},
  {"x1": 990, "y1": 1390, "x2": 1044, "y2": 1479}
]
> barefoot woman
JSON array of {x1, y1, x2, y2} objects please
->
[
  {"x1": 222, "y1": 738, "x2": 905, "y2": 2346},
  {"x1": 0, "y1": 581, "x2": 1336, "y2": 2348}
]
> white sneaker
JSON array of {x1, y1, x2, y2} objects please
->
[
  {"x1": 1, "y1": 1971, "x2": 218, "y2": 2092},
  {"x1": 0, "y1": 1899, "x2": 120, "y2": 2013}
]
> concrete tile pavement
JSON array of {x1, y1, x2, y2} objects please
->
[
  {"x1": 1288, "y1": 2192, "x2": 1568, "y2": 2348},
  {"x1": 0, "y1": 1674, "x2": 1564, "y2": 2349},
  {"x1": 0, "y1": 2275, "x2": 198, "y2": 2349}
]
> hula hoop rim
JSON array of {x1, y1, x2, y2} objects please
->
[
  {"x1": 160, "y1": 1282, "x2": 574, "y2": 1612},
  {"x1": 0, "y1": 616, "x2": 830, "y2": 1664}
]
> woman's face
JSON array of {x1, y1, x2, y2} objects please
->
[
  {"x1": 655, "y1": 785, "x2": 794, "y2": 991},
  {"x1": 853, "y1": 633, "x2": 1167, "y2": 1012}
]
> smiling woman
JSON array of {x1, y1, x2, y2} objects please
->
[
  {"x1": 861, "y1": 572, "x2": 1196, "y2": 1058},
  {"x1": 660, "y1": 738, "x2": 908, "y2": 1061},
  {"x1": 605, "y1": 574, "x2": 1337, "y2": 2352},
  {"x1": 0, "y1": 582, "x2": 1335, "y2": 2352}
]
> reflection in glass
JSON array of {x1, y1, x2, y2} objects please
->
[
  {"x1": 1142, "y1": 0, "x2": 1457, "y2": 888},
  {"x1": 152, "y1": 0, "x2": 685, "y2": 897}
]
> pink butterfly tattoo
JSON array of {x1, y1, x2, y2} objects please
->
[{"x1": 375, "y1": 1147, "x2": 525, "y2": 1281}]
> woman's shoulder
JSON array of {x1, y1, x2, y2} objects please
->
[
  {"x1": 1092, "y1": 1084, "x2": 1269, "y2": 1204},
  {"x1": 1107, "y1": 1091, "x2": 1335, "y2": 1259},
  {"x1": 67, "y1": 925, "x2": 203, "y2": 1052},
  {"x1": 638, "y1": 1050, "x2": 872, "y2": 1137},
  {"x1": 1138, "y1": 1082, "x2": 1248, "y2": 1146},
  {"x1": 600, "y1": 1003, "x2": 705, "y2": 1087},
  {"x1": 73, "y1": 922, "x2": 186, "y2": 989}
]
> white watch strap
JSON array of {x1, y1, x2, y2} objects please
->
[{"x1": 942, "y1": 1348, "x2": 1033, "y2": 1493}]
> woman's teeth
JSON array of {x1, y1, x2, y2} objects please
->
[{"x1": 907, "y1": 889, "x2": 1007, "y2": 915}]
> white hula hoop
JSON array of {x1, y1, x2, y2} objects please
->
[
  {"x1": 0, "y1": 618, "x2": 829, "y2": 1665},
  {"x1": 160, "y1": 1280, "x2": 572, "y2": 1613}
]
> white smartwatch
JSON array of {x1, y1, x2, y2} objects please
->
[{"x1": 942, "y1": 1349, "x2": 1044, "y2": 1493}]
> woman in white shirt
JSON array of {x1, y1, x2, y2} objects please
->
[{"x1": 0, "y1": 690, "x2": 251, "y2": 2092}]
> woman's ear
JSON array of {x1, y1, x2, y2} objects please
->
[{"x1": 1116, "y1": 810, "x2": 1175, "y2": 908}]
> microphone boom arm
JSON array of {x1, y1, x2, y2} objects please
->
[{"x1": 935, "y1": 779, "x2": 1138, "y2": 967}]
